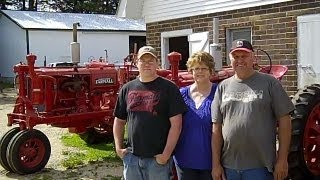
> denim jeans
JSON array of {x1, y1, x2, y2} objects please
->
[
  {"x1": 224, "y1": 167, "x2": 273, "y2": 180},
  {"x1": 175, "y1": 164, "x2": 212, "y2": 180},
  {"x1": 122, "y1": 152, "x2": 172, "y2": 180}
]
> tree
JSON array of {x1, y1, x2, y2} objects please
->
[
  {"x1": 50, "y1": 0, "x2": 119, "y2": 14},
  {"x1": 1, "y1": 0, "x2": 120, "y2": 15},
  {"x1": 28, "y1": 0, "x2": 37, "y2": 11},
  {"x1": 0, "y1": 0, "x2": 7, "y2": 9},
  {"x1": 0, "y1": 0, "x2": 36, "y2": 11}
]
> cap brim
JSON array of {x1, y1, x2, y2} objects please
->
[
  {"x1": 137, "y1": 52, "x2": 157, "y2": 59},
  {"x1": 230, "y1": 48, "x2": 253, "y2": 54}
]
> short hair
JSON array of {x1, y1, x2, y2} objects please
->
[{"x1": 186, "y1": 51, "x2": 215, "y2": 74}]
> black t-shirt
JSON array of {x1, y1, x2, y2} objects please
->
[{"x1": 114, "y1": 77, "x2": 187, "y2": 157}]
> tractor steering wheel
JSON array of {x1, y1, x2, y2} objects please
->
[{"x1": 256, "y1": 49, "x2": 272, "y2": 74}]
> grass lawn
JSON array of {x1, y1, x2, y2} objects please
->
[
  {"x1": 0, "y1": 81, "x2": 14, "y2": 89},
  {"x1": 60, "y1": 133, "x2": 121, "y2": 169}
]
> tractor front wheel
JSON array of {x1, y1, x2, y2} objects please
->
[
  {"x1": 288, "y1": 84, "x2": 320, "y2": 179},
  {"x1": 0, "y1": 127, "x2": 20, "y2": 172},
  {"x1": 6, "y1": 129, "x2": 51, "y2": 174}
]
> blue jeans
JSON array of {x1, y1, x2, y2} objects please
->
[
  {"x1": 224, "y1": 167, "x2": 273, "y2": 180},
  {"x1": 122, "y1": 152, "x2": 172, "y2": 180},
  {"x1": 175, "y1": 164, "x2": 212, "y2": 180}
]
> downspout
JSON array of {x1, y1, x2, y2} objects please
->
[{"x1": 26, "y1": 29, "x2": 30, "y2": 54}]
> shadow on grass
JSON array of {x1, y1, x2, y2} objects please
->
[
  {"x1": 0, "y1": 96, "x2": 17, "y2": 105},
  {"x1": 0, "y1": 88, "x2": 17, "y2": 105},
  {"x1": 87, "y1": 142, "x2": 115, "y2": 151},
  {"x1": 1, "y1": 160, "x2": 123, "y2": 180}
]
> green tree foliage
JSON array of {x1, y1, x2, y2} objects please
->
[
  {"x1": 0, "y1": 0, "x2": 7, "y2": 9},
  {"x1": 0, "y1": 0, "x2": 35, "y2": 11},
  {"x1": 50, "y1": 0, "x2": 119, "y2": 14},
  {"x1": 0, "y1": 0, "x2": 119, "y2": 14}
]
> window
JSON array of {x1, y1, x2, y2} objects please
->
[
  {"x1": 226, "y1": 27, "x2": 252, "y2": 64},
  {"x1": 129, "y1": 36, "x2": 146, "y2": 54}
]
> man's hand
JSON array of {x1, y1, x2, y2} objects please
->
[
  {"x1": 212, "y1": 164, "x2": 226, "y2": 180},
  {"x1": 116, "y1": 148, "x2": 128, "y2": 159},
  {"x1": 274, "y1": 114, "x2": 291, "y2": 180},
  {"x1": 154, "y1": 153, "x2": 170, "y2": 165},
  {"x1": 273, "y1": 159, "x2": 288, "y2": 180}
]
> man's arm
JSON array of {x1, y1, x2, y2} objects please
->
[
  {"x1": 212, "y1": 123, "x2": 226, "y2": 180},
  {"x1": 155, "y1": 114, "x2": 182, "y2": 164},
  {"x1": 274, "y1": 114, "x2": 292, "y2": 180},
  {"x1": 113, "y1": 117, "x2": 127, "y2": 158},
  {"x1": 277, "y1": 114, "x2": 292, "y2": 163}
]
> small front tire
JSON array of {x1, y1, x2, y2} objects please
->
[{"x1": 6, "y1": 129, "x2": 51, "y2": 174}]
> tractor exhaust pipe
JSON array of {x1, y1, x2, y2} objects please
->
[
  {"x1": 71, "y1": 22, "x2": 81, "y2": 64},
  {"x1": 209, "y1": 17, "x2": 222, "y2": 70}
]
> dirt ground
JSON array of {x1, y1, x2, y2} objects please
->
[{"x1": 0, "y1": 88, "x2": 123, "y2": 180}]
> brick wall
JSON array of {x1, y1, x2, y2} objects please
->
[{"x1": 147, "y1": 0, "x2": 320, "y2": 95}]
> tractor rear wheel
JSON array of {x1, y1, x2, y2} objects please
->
[
  {"x1": 0, "y1": 127, "x2": 20, "y2": 172},
  {"x1": 6, "y1": 129, "x2": 51, "y2": 174},
  {"x1": 79, "y1": 125, "x2": 114, "y2": 144},
  {"x1": 288, "y1": 84, "x2": 320, "y2": 179}
]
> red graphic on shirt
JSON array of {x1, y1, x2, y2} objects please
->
[{"x1": 127, "y1": 90, "x2": 160, "y2": 113}]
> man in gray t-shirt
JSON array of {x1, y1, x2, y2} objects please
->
[{"x1": 211, "y1": 39, "x2": 294, "y2": 180}]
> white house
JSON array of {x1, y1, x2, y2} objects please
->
[
  {"x1": 0, "y1": 10, "x2": 146, "y2": 80},
  {"x1": 117, "y1": 0, "x2": 320, "y2": 95}
]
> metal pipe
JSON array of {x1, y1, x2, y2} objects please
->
[
  {"x1": 72, "y1": 22, "x2": 80, "y2": 42},
  {"x1": 212, "y1": 17, "x2": 219, "y2": 44}
]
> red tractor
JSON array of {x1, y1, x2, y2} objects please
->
[
  {"x1": 0, "y1": 54, "x2": 122, "y2": 174},
  {"x1": 288, "y1": 84, "x2": 320, "y2": 179},
  {"x1": 0, "y1": 50, "x2": 301, "y2": 177}
]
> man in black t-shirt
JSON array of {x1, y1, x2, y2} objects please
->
[{"x1": 113, "y1": 46, "x2": 187, "y2": 180}]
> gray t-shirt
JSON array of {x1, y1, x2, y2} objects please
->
[{"x1": 211, "y1": 72, "x2": 294, "y2": 172}]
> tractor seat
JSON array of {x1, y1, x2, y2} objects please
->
[{"x1": 259, "y1": 65, "x2": 288, "y2": 80}]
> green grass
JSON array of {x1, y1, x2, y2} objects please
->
[
  {"x1": 60, "y1": 134, "x2": 121, "y2": 169},
  {"x1": 103, "y1": 176, "x2": 122, "y2": 180},
  {"x1": 0, "y1": 81, "x2": 14, "y2": 89}
]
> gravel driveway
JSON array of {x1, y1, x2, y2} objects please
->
[{"x1": 0, "y1": 88, "x2": 123, "y2": 180}]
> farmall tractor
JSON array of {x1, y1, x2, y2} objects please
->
[
  {"x1": 288, "y1": 84, "x2": 320, "y2": 179},
  {"x1": 0, "y1": 54, "x2": 121, "y2": 174},
  {"x1": 0, "y1": 48, "x2": 317, "y2": 179}
]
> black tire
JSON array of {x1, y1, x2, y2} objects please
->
[
  {"x1": 288, "y1": 84, "x2": 320, "y2": 179},
  {"x1": 0, "y1": 127, "x2": 20, "y2": 172},
  {"x1": 6, "y1": 129, "x2": 51, "y2": 174},
  {"x1": 79, "y1": 126, "x2": 114, "y2": 145}
]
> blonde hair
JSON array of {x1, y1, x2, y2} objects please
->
[{"x1": 186, "y1": 51, "x2": 215, "y2": 74}]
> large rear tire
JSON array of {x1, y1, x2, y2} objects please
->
[{"x1": 288, "y1": 84, "x2": 320, "y2": 179}]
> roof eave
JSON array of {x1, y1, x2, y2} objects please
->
[
  {"x1": 0, "y1": 10, "x2": 26, "y2": 29},
  {"x1": 26, "y1": 28, "x2": 146, "y2": 32}
]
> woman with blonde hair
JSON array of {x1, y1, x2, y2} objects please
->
[{"x1": 173, "y1": 51, "x2": 217, "y2": 180}]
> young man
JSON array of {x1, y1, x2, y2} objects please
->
[
  {"x1": 113, "y1": 46, "x2": 187, "y2": 180},
  {"x1": 211, "y1": 39, "x2": 294, "y2": 180}
]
